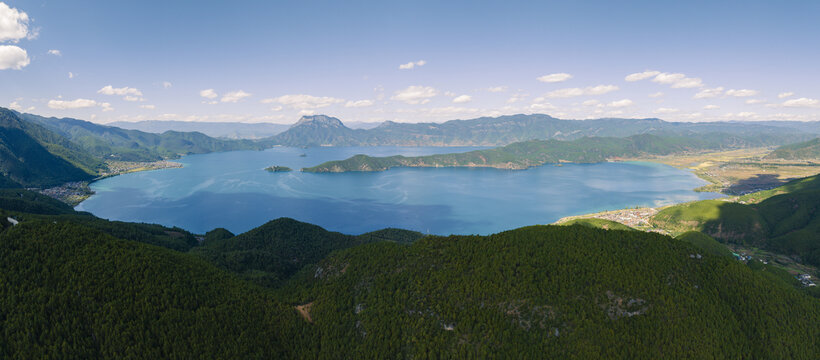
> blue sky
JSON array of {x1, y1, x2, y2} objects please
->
[{"x1": 1, "y1": 0, "x2": 819, "y2": 124}]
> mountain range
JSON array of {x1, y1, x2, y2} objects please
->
[
  {"x1": 268, "y1": 114, "x2": 820, "y2": 147},
  {"x1": 5, "y1": 107, "x2": 820, "y2": 188}
]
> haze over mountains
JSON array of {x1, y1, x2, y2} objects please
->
[
  {"x1": 109, "y1": 119, "x2": 383, "y2": 139},
  {"x1": 5, "y1": 106, "x2": 820, "y2": 188}
]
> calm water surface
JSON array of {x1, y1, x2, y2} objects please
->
[{"x1": 76, "y1": 146, "x2": 723, "y2": 235}]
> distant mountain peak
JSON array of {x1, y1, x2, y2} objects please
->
[{"x1": 292, "y1": 115, "x2": 345, "y2": 128}]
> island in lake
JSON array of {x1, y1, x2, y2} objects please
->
[{"x1": 265, "y1": 165, "x2": 292, "y2": 172}]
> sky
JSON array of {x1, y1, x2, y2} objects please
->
[{"x1": 1, "y1": 0, "x2": 819, "y2": 124}]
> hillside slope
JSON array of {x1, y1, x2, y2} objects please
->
[
  {"x1": 192, "y1": 218, "x2": 423, "y2": 286},
  {"x1": 766, "y1": 138, "x2": 820, "y2": 160},
  {"x1": 0, "y1": 221, "x2": 314, "y2": 358},
  {"x1": 289, "y1": 225, "x2": 820, "y2": 358},
  {"x1": 19, "y1": 111, "x2": 265, "y2": 161},
  {"x1": 0, "y1": 109, "x2": 94, "y2": 187},
  {"x1": 651, "y1": 174, "x2": 820, "y2": 266}
]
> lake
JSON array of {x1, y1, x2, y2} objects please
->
[{"x1": 76, "y1": 146, "x2": 723, "y2": 235}]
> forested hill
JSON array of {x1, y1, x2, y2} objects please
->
[
  {"x1": 18, "y1": 110, "x2": 265, "y2": 162},
  {"x1": 765, "y1": 138, "x2": 820, "y2": 160},
  {"x1": 651, "y1": 174, "x2": 820, "y2": 268},
  {"x1": 0, "y1": 107, "x2": 279, "y2": 187},
  {"x1": 0, "y1": 109, "x2": 96, "y2": 187},
  {"x1": 191, "y1": 218, "x2": 423, "y2": 287},
  {"x1": 304, "y1": 133, "x2": 773, "y2": 172},
  {"x1": 270, "y1": 113, "x2": 817, "y2": 147},
  {"x1": 2, "y1": 188, "x2": 820, "y2": 358},
  {"x1": 289, "y1": 226, "x2": 820, "y2": 358}
]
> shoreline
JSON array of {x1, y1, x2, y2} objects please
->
[{"x1": 39, "y1": 160, "x2": 184, "y2": 207}]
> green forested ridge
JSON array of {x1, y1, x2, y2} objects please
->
[
  {"x1": 0, "y1": 221, "x2": 315, "y2": 358},
  {"x1": 0, "y1": 109, "x2": 95, "y2": 187},
  {"x1": 2, "y1": 190, "x2": 820, "y2": 358},
  {"x1": 652, "y1": 174, "x2": 820, "y2": 267},
  {"x1": 18, "y1": 111, "x2": 265, "y2": 162},
  {"x1": 0, "y1": 188, "x2": 198, "y2": 251},
  {"x1": 288, "y1": 225, "x2": 820, "y2": 358},
  {"x1": 676, "y1": 231, "x2": 734, "y2": 257},
  {"x1": 766, "y1": 138, "x2": 820, "y2": 160},
  {"x1": 304, "y1": 133, "x2": 779, "y2": 172},
  {"x1": 191, "y1": 218, "x2": 422, "y2": 287},
  {"x1": 559, "y1": 218, "x2": 635, "y2": 231},
  {"x1": 0, "y1": 107, "x2": 274, "y2": 187}
]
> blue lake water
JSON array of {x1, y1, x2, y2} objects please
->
[{"x1": 76, "y1": 146, "x2": 723, "y2": 235}]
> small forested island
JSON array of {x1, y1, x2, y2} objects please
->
[{"x1": 265, "y1": 165, "x2": 292, "y2": 172}]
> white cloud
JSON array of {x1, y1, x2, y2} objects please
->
[
  {"x1": 506, "y1": 93, "x2": 528, "y2": 103},
  {"x1": 270, "y1": 106, "x2": 283, "y2": 111},
  {"x1": 140, "y1": 104, "x2": 156, "y2": 110},
  {"x1": 587, "y1": 85, "x2": 619, "y2": 95},
  {"x1": 693, "y1": 87, "x2": 724, "y2": 99},
  {"x1": 529, "y1": 102, "x2": 556, "y2": 111},
  {"x1": 220, "y1": 90, "x2": 252, "y2": 103},
  {"x1": 47, "y1": 98, "x2": 98, "y2": 109},
  {"x1": 163, "y1": 81, "x2": 172, "y2": 89},
  {"x1": 392, "y1": 85, "x2": 438, "y2": 104},
  {"x1": 651, "y1": 72, "x2": 703, "y2": 88},
  {"x1": 47, "y1": 49, "x2": 61, "y2": 56},
  {"x1": 68, "y1": 72, "x2": 74, "y2": 79},
  {"x1": 546, "y1": 85, "x2": 618, "y2": 98},
  {"x1": 98, "y1": 85, "x2": 143, "y2": 97},
  {"x1": 783, "y1": 97, "x2": 819, "y2": 108},
  {"x1": 648, "y1": 92, "x2": 664, "y2": 98},
  {"x1": 100, "y1": 102, "x2": 113, "y2": 112},
  {"x1": 345, "y1": 99, "x2": 374, "y2": 108},
  {"x1": 123, "y1": 95, "x2": 142, "y2": 102},
  {"x1": 8, "y1": 101, "x2": 21, "y2": 111},
  {"x1": 582, "y1": 99, "x2": 600, "y2": 106},
  {"x1": 777, "y1": 92, "x2": 794, "y2": 99},
  {"x1": 724, "y1": 112, "x2": 757, "y2": 119},
  {"x1": 427, "y1": 106, "x2": 479, "y2": 115},
  {"x1": 298, "y1": 109, "x2": 316, "y2": 116},
  {"x1": 452, "y1": 95, "x2": 472, "y2": 104},
  {"x1": 654, "y1": 107, "x2": 679, "y2": 114},
  {"x1": 486, "y1": 86, "x2": 508, "y2": 93},
  {"x1": 0, "y1": 3, "x2": 30, "y2": 42},
  {"x1": 703, "y1": 104, "x2": 720, "y2": 110},
  {"x1": 262, "y1": 94, "x2": 344, "y2": 109},
  {"x1": 0, "y1": 45, "x2": 29, "y2": 70},
  {"x1": 725, "y1": 89, "x2": 758, "y2": 97},
  {"x1": 625, "y1": 70, "x2": 660, "y2": 82},
  {"x1": 608, "y1": 99, "x2": 634, "y2": 108},
  {"x1": 745, "y1": 99, "x2": 765, "y2": 105},
  {"x1": 200, "y1": 89, "x2": 218, "y2": 99},
  {"x1": 537, "y1": 73, "x2": 572, "y2": 83},
  {"x1": 545, "y1": 88, "x2": 584, "y2": 98},
  {"x1": 398, "y1": 60, "x2": 426, "y2": 70}
]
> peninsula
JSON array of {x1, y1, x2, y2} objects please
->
[{"x1": 303, "y1": 133, "x2": 771, "y2": 173}]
